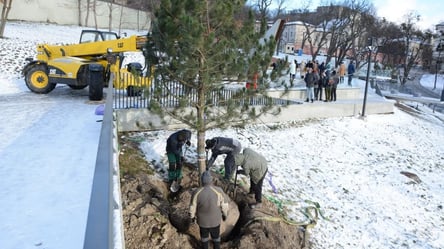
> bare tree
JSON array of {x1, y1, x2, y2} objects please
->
[
  {"x1": 298, "y1": 5, "x2": 333, "y2": 62},
  {"x1": 398, "y1": 12, "x2": 432, "y2": 85},
  {"x1": 77, "y1": 0, "x2": 82, "y2": 26},
  {"x1": 367, "y1": 18, "x2": 403, "y2": 68},
  {"x1": 107, "y1": 0, "x2": 114, "y2": 31},
  {"x1": 272, "y1": 0, "x2": 287, "y2": 19},
  {"x1": 249, "y1": 0, "x2": 273, "y2": 33},
  {"x1": 336, "y1": 0, "x2": 375, "y2": 70},
  {"x1": 0, "y1": 0, "x2": 13, "y2": 38},
  {"x1": 84, "y1": 0, "x2": 91, "y2": 27},
  {"x1": 93, "y1": 0, "x2": 98, "y2": 29}
]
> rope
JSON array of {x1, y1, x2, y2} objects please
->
[
  {"x1": 242, "y1": 209, "x2": 317, "y2": 229},
  {"x1": 247, "y1": 196, "x2": 330, "y2": 230},
  {"x1": 267, "y1": 171, "x2": 278, "y2": 194}
]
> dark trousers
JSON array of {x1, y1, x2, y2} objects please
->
[
  {"x1": 324, "y1": 87, "x2": 331, "y2": 101},
  {"x1": 314, "y1": 87, "x2": 323, "y2": 100},
  {"x1": 331, "y1": 87, "x2": 337, "y2": 101},
  {"x1": 200, "y1": 225, "x2": 220, "y2": 249},
  {"x1": 250, "y1": 169, "x2": 267, "y2": 203},
  {"x1": 167, "y1": 152, "x2": 183, "y2": 182},
  {"x1": 224, "y1": 153, "x2": 236, "y2": 180}
]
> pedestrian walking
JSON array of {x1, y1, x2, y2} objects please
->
[
  {"x1": 347, "y1": 61, "x2": 355, "y2": 86},
  {"x1": 289, "y1": 60, "x2": 296, "y2": 85},
  {"x1": 339, "y1": 61, "x2": 346, "y2": 83}
]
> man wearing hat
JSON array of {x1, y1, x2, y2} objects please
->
[
  {"x1": 205, "y1": 137, "x2": 242, "y2": 180},
  {"x1": 190, "y1": 171, "x2": 229, "y2": 249}
]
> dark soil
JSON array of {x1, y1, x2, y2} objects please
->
[{"x1": 119, "y1": 134, "x2": 308, "y2": 249}]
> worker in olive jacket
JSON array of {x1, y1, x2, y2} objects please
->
[
  {"x1": 234, "y1": 148, "x2": 268, "y2": 209},
  {"x1": 190, "y1": 171, "x2": 229, "y2": 249}
]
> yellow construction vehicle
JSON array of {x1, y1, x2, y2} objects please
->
[{"x1": 22, "y1": 30, "x2": 151, "y2": 100}]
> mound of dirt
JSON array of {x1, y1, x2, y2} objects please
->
[{"x1": 119, "y1": 136, "x2": 307, "y2": 249}]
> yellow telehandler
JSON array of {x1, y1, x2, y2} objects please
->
[{"x1": 22, "y1": 30, "x2": 151, "y2": 100}]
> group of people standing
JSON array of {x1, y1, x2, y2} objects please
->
[
  {"x1": 302, "y1": 60, "x2": 341, "y2": 102},
  {"x1": 165, "y1": 129, "x2": 269, "y2": 249},
  {"x1": 289, "y1": 59, "x2": 356, "y2": 102}
]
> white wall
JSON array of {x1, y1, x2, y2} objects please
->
[{"x1": 7, "y1": 0, "x2": 151, "y2": 32}]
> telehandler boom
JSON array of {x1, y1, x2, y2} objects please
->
[{"x1": 23, "y1": 30, "x2": 151, "y2": 100}]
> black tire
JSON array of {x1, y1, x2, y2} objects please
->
[
  {"x1": 68, "y1": 85, "x2": 88, "y2": 90},
  {"x1": 89, "y1": 79, "x2": 104, "y2": 101},
  {"x1": 88, "y1": 64, "x2": 104, "y2": 101},
  {"x1": 24, "y1": 64, "x2": 56, "y2": 94}
]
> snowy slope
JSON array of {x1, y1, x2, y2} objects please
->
[{"x1": 0, "y1": 21, "x2": 444, "y2": 249}]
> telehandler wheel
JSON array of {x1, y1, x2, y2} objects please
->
[
  {"x1": 25, "y1": 65, "x2": 56, "y2": 94},
  {"x1": 68, "y1": 85, "x2": 88, "y2": 90},
  {"x1": 89, "y1": 80, "x2": 104, "y2": 101},
  {"x1": 87, "y1": 64, "x2": 104, "y2": 101}
]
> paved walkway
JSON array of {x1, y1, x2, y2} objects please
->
[{"x1": 0, "y1": 87, "x2": 102, "y2": 249}]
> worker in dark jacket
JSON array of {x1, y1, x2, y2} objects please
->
[
  {"x1": 234, "y1": 148, "x2": 268, "y2": 209},
  {"x1": 166, "y1": 129, "x2": 191, "y2": 188},
  {"x1": 190, "y1": 171, "x2": 229, "y2": 249},
  {"x1": 205, "y1": 137, "x2": 242, "y2": 180}
]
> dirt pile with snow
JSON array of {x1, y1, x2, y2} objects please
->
[{"x1": 119, "y1": 136, "x2": 305, "y2": 249}]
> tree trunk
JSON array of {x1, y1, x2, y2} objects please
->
[
  {"x1": 196, "y1": 80, "x2": 207, "y2": 186},
  {"x1": 0, "y1": 0, "x2": 13, "y2": 38},
  {"x1": 77, "y1": 0, "x2": 81, "y2": 26},
  {"x1": 84, "y1": 0, "x2": 90, "y2": 27},
  {"x1": 107, "y1": 1, "x2": 113, "y2": 32},
  {"x1": 93, "y1": 0, "x2": 97, "y2": 30},
  {"x1": 118, "y1": 5, "x2": 123, "y2": 34}
]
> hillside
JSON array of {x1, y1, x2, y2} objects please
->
[{"x1": 0, "y1": 21, "x2": 444, "y2": 249}]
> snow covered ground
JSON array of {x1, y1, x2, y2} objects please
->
[{"x1": 1, "y1": 21, "x2": 444, "y2": 249}]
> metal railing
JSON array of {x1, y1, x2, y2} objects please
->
[
  {"x1": 113, "y1": 79, "x2": 300, "y2": 109},
  {"x1": 83, "y1": 81, "x2": 123, "y2": 249}
]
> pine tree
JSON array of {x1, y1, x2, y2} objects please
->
[{"x1": 145, "y1": 0, "x2": 283, "y2": 178}]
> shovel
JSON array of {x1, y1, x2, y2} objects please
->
[
  {"x1": 170, "y1": 179, "x2": 180, "y2": 193},
  {"x1": 229, "y1": 166, "x2": 239, "y2": 199}
]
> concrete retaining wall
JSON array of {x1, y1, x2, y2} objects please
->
[
  {"x1": 7, "y1": 0, "x2": 151, "y2": 31},
  {"x1": 115, "y1": 87, "x2": 394, "y2": 132}
]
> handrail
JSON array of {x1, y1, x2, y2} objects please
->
[{"x1": 83, "y1": 78, "x2": 123, "y2": 249}]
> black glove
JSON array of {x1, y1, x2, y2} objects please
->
[
  {"x1": 237, "y1": 169, "x2": 245, "y2": 175},
  {"x1": 191, "y1": 217, "x2": 196, "y2": 223},
  {"x1": 222, "y1": 214, "x2": 227, "y2": 221},
  {"x1": 186, "y1": 140, "x2": 191, "y2": 146}
]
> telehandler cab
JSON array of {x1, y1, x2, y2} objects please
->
[{"x1": 22, "y1": 30, "x2": 151, "y2": 100}]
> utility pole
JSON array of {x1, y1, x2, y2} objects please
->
[
  {"x1": 362, "y1": 38, "x2": 373, "y2": 117},
  {"x1": 433, "y1": 40, "x2": 443, "y2": 90}
]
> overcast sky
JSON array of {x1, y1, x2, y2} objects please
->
[{"x1": 265, "y1": 0, "x2": 443, "y2": 31}]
